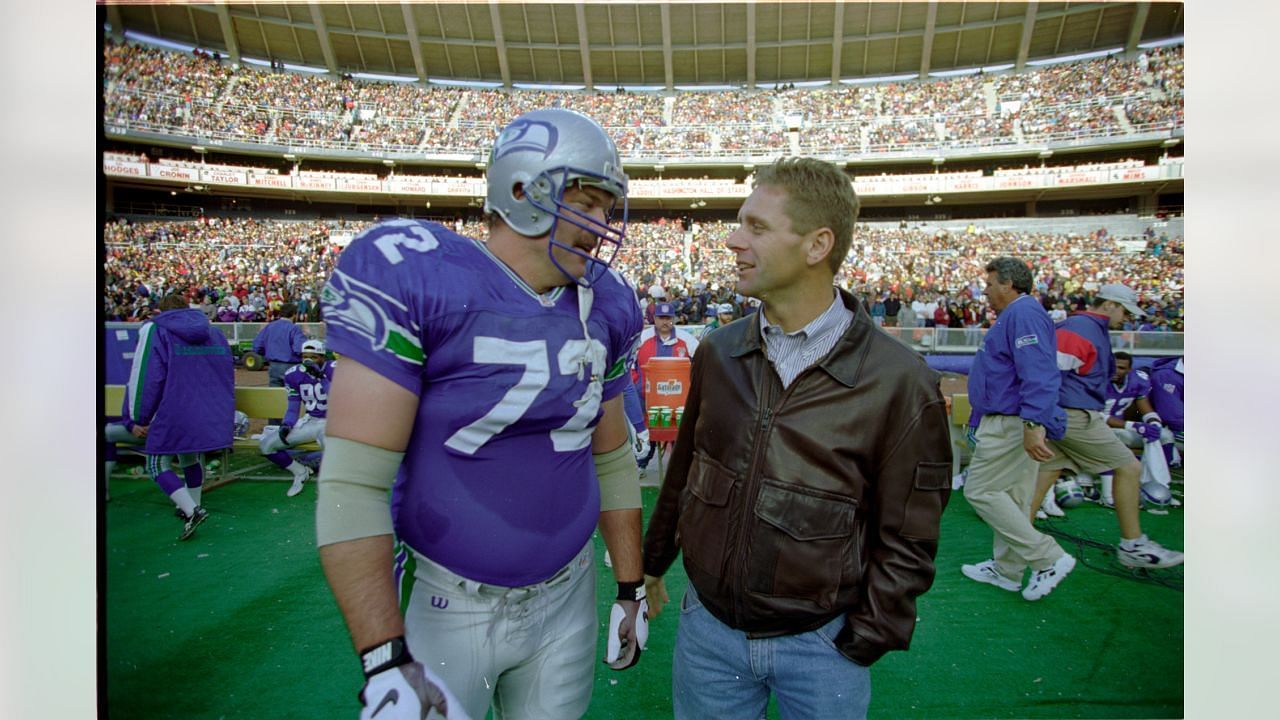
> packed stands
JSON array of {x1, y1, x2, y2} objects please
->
[
  {"x1": 103, "y1": 39, "x2": 1183, "y2": 158},
  {"x1": 103, "y1": 216, "x2": 1184, "y2": 333}
]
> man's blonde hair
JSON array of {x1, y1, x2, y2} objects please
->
[{"x1": 753, "y1": 157, "x2": 860, "y2": 274}]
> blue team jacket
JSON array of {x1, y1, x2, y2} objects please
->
[
  {"x1": 968, "y1": 294, "x2": 1066, "y2": 439},
  {"x1": 127, "y1": 308, "x2": 235, "y2": 454},
  {"x1": 1053, "y1": 311, "x2": 1114, "y2": 411},
  {"x1": 252, "y1": 319, "x2": 305, "y2": 363}
]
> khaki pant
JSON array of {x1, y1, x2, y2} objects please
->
[
  {"x1": 965, "y1": 414, "x2": 1067, "y2": 580},
  {"x1": 1040, "y1": 409, "x2": 1141, "y2": 473}
]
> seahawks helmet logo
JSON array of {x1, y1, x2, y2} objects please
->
[{"x1": 492, "y1": 118, "x2": 558, "y2": 161}]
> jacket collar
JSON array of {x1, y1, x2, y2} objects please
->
[
  {"x1": 730, "y1": 288, "x2": 870, "y2": 388},
  {"x1": 1072, "y1": 310, "x2": 1112, "y2": 331}
]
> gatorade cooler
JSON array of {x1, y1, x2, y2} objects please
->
[{"x1": 642, "y1": 357, "x2": 691, "y2": 443}]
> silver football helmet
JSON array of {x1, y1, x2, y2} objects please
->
[
  {"x1": 1054, "y1": 476, "x2": 1086, "y2": 509},
  {"x1": 1140, "y1": 480, "x2": 1172, "y2": 507},
  {"x1": 233, "y1": 410, "x2": 250, "y2": 438},
  {"x1": 301, "y1": 339, "x2": 326, "y2": 356},
  {"x1": 483, "y1": 108, "x2": 628, "y2": 287}
]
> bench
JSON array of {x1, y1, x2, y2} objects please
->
[{"x1": 105, "y1": 384, "x2": 321, "y2": 490}]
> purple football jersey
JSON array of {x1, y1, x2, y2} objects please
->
[
  {"x1": 281, "y1": 360, "x2": 333, "y2": 427},
  {"x1": 322, "y1": 220, "x2": 642, "y2": 586},
  {"x1": 1104, "y1": 368, "x2": 1151, "y2": 419}
]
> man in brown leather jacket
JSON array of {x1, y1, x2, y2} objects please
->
[{"x1": 642, "y1": 157, "x2": 952, "y2": 719}]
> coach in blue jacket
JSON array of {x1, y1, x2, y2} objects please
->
[
  {"x1": 252, "y1": 303, "x2": 305, "y2": 387},
  {"x1": 127, "y1": 293, "x2": 234, "y2": 540},
  {"x1": 961, "y1": 257, "x2": 1074, "y2": 602}
]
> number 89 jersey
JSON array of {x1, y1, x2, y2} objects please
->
[{"x1": 321, "y1": 220, "x2": 643, "y2": 586}]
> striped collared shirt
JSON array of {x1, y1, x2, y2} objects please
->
[{"x1": 759, "y1": 289, "x2": 853, "y2": 388}]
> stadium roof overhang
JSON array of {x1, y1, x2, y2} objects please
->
[{"x1": 105, "y1": 1, "x2": 1183, "y2": 89}]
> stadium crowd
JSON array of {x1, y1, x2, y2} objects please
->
[
  {"x1": 102, "y1": 216, "x2": 1184, "y2": 335},
  {"x1": 103, "y1": 38, "x2": 1183, "y2": 156}
]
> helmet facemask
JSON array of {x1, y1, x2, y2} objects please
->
[{"x1": 523, "y1": 167, "x2": 627, "y2": 288}]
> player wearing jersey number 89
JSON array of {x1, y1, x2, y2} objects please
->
[
  {"x1": 259, "y1": 339, "x2": 333, "y2": 497},
  {"x1": 317, "y1": 108, "x2": 645, "y2": 720}
]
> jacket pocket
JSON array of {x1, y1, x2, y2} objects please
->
[
  {"x1": 747, "y1": 480, "x2": 858, "y2": 610},
  {"x1": 901, "y1": 462, "x2": 950, "y2": 540},
  {"x1": 678, "y1": 452, "x2": 738, "y2": 583}
]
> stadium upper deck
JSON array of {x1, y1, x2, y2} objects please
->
[{"x1": 103, "y1": 40, "x2": 1182, "y2": 165}]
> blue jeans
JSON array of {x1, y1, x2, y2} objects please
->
[{"x1": 672, "y1": 585, "x2": 871, "y2": 720}]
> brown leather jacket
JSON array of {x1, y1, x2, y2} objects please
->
[{"x1": 643, "y1": 289, "x2": 952, "y2": 666}]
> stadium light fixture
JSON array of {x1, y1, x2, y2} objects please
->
[
  {"x1": 932, "y1": 157, "x2": 945, "y2": 165},
  {"x1": 1038, "y1": 149, "x2": 1054, "y2": 159},
  {"x1": 1161, "y1": 138, "x2": 1181, "y2": 148},
  {"x1": 191, "y1": 145, "x2": 206, "y2": 154},
  {"x1": 283, "y1": 153, "x2": 297, "y2": 162}
]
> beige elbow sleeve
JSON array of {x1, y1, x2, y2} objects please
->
[
  {"x1": 595, "y1": 441, "x2": 641, "y2": 512},
  {"x1": 315, "y1": 436, "x2": 404, "y2": 547}
]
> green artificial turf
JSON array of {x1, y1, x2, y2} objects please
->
[{"x1": 105, "y1": 460, "x2": 1182, "y2": 719}]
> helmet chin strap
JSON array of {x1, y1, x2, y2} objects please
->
[{"x1": 572, "y1": 284, "x2": 601, "y2": 407}]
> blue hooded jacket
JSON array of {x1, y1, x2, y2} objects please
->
[{"x1": 127, "y1": 308, "x2": 235, "y2": 454}]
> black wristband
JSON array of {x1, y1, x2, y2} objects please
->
[
  {"x1": 616, "y1": 580, "x2": 645, "y2": 602},
  {"x1": 359, "y1": 636, "x2": 413, "y2": 679}
]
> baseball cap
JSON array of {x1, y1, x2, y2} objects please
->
[
  {"x1": 1096, "y1": 284, "x2": 1145, "y2": 317},
  {"x1": 717, "y1": 303, "x2": 735, "y2": 315},
  {"x1": 654, "y1": 302, "x2": 675, "y2": 317},
  {"x1": 649, "y1": 284, "x2": 666, "y2": 299}
]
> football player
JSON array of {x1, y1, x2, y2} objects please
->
[
  {"x1": 1145, "y1": 355, "x2": 1184, "y2": 464},
  {"x1": 317, "y1": 108, "x2": 646, "y2": 720},
  {"x1": 1104, "y1": 351, "x2": 1172, "y2": 450},
  {"x1": 127, "y1": 292, "x2": 234, "y2": 540},
  {"x1": 259, "y1": 339, "x2": 332, "y2": 497}
]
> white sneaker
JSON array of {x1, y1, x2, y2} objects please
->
[
  {"x1": 1117, "y1": 539, "x2": 1183, "y2": 569},
  {"x1": 286, "y1": 466, "x2": 312, "y2": 497},
  {"x1": 1022, "y1": 554, "x2": 1076, "y2": 601},
  {"x1": 961, "y1": 559, "x2": 1021, "y2": 592},
  {"x1": 1040, "y1": 492, "x2": 1065, "y2": 517}
]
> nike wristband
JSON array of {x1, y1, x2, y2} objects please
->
[
  {"x1": 360, "y1": 636, "x2": 413, "y2": 679},
  {"x1": 617, "y1": 580, "x2": 645, "y2": 602}
]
